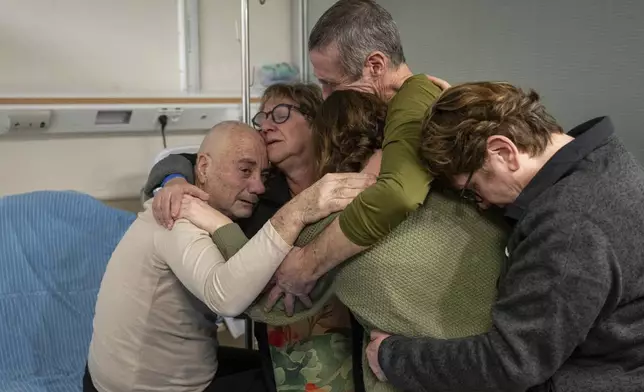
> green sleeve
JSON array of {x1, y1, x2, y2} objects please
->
[
  {"x1": 338, "y1": 74, "x2": 441, "y2": 246},
  {"x1": 210, "y1": 223, "x2": 249, "y2": 260}
]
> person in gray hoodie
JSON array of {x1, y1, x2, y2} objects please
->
[{"x1": 367, "y1": 81, "x2": 644, "y2": 392}]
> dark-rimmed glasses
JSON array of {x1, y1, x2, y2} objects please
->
[
  {"x1": 251, "y1": 104, "x2": 306, "y2": 130},
  {"x1": 460, "y1": 171, "x2": 483, "y2": 204}
]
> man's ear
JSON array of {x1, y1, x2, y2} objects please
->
[
  {"x1": 195, "y1": 153, "x2": 211, "y2": 184},
  {"x1": 486, "y1": 135, "x2": 520, "y2": 172},
  {"x1": 364, "y1": 51, "x2": 387, "y2": 78}
]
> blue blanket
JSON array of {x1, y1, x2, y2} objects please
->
[{"x1": 0, "y1": 191, "x2": 136, "y2": 392}]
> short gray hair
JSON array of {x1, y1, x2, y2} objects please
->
[{"x1": 308, "y1": 0, "x2": 406, "y2": 81}]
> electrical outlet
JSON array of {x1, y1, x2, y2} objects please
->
[
  {"x1": 157, "y1": 107, "x2": 183, "y2": 123},
  {"x1": 8, "y1": 110, "x2": 52, "y2": 131}
]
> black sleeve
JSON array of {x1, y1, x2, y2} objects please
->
[{"x1": 141, "y1": 153, "x2": 197, "y2": 199}]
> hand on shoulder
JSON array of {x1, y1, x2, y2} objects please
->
[
  {"x1": 152, "y1": 177, "x2": 209, "y2": 229},
  {"x1": 425, "y1": 74, "x2": 451, "y2": 91}
]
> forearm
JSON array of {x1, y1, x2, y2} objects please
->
[
  {"x1": 211, "y1": 209, "x2": 306, "y2": 261},
  {"x1": 302, "y1": 217, "x2": 365, "y2": 280},
  {"x1": 379, "y1": 334, "x2": 519, "y2": 392},
  {"x1": 163, "y1": 220, "x2": 291, "y2": 317},
  {"x1": 210, "y1": 217, "x2": 342, "y2": 323},
  {"x1": 211, "y1": 223, "x2": 248, "y2": 260},
  {"x1": 338, "y1": 165, "x2": 430, "y2": 246},
  {"x1": 269, "y1": 201, "x2": 306, "y2": 245},
  {"x1": 338, "y1": 74, "x2": 439, "y2": 246},
  {"x1": 204, "y1": 220, "x2": 291, "y2": 316}
]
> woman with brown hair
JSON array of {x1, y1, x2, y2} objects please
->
[
  {"x1": 181, "y1": 85, "x2": 510, "y2": 392},
  {"x1": 313, "y1": 89, "x2": 388, "y2": 177}
]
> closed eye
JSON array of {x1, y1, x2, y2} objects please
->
[{"x1": 261, "y1": 170, "x2": 270, "y2": 183}]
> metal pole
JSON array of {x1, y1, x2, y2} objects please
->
[
  {"x1": 177, "y1": 0, "x2": 188, "y2": 92},
  {"x1": 185, "y1": 0, "x2": 201, "y2": 93},
  {"x1": 240, "y1": 0, "x2": 254, "y2": 350},
  {"x1": 240, "y1": 0, "x2": 251, "y2": 124},
  {"x1": 177, "y1": 0, "x2": 201, "y2": 93},
  {"x1": 299, "y1": 0, "x2": 309, "y2": 82}
]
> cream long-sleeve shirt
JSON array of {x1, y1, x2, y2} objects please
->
[{"x1": 88, "y1": 200, "x2": 291, "y2": 392}]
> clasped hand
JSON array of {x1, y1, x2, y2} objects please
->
[
  {"x1": 265, "y1": 172, "x2": 376, "y2": 316},
  {"x1": 264, "y1": 246, "x2": 315, "y2": 316}
]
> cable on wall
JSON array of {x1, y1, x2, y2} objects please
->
[{"x1": 158, "y1": 114, "x2": 168, "y2": 148}]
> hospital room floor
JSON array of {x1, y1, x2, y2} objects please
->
[{"x1": 103, "y1": 197, "x2": 247, "y2": 349}]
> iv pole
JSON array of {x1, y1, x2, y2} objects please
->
[
  {"x1": 239, "y1": 0, "x2": 254, "y2": 350},
  {"x1": 238, "y1": 0, "x2": 308, "y2": 349},
  {"x1": 240, "y1": 0, "x2": 251, "y2": 125}
]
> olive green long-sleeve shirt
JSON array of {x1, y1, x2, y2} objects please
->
[{"x1": 338, "y1": 75, "x2": 441, "y2": 246}]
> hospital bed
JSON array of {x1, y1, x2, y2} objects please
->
[{"x1": 0, "y1": 191, "x2": 136, "y2": 391}]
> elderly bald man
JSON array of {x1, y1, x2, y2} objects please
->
[{"x1": 84, "y1": 121, "x2": 374, "y2": 392}]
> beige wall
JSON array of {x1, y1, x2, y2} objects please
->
[{"x1": 0, "y1": 0, "x2": 294, "y2": 199}]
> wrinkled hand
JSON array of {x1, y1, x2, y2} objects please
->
[
  {"x1": 294, "y1": 172, "x2": 376, "y2": 225},
  {"x1": 153, "y1": 177, "x2": 209, "y2": 229},
  {"x1": 178, "y1": 195, "x2": 232, "y2": 234},
  {"x1": 264, "y1": 247, "x2": 316, "y2": 316},
  {"x1": 261, "y1": 275, "x2": 277, "y2": 295},
  {"x1": 367, "y1": 330, "x2": 392, "y2": 382},
  {"x1": 425, "y1": 74, "x2": 451, "y2": 91}
]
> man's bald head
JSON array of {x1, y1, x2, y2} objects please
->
[
  {"x1": 198, "y1": 120, "x2": 259, "y2": 157},
  {"x1": 195, "y1": 120, "x2": 269, "y2": 219}
]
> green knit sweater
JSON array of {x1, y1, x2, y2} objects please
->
[{"x1": 212, "y1": 189, "x2": 509, "y2": 392}]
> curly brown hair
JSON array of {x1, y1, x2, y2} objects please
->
[
  {"x1": 260, "y1": 82, "x2": 323, "y2": 124},
  {"x1": 313, "y1": 90, "x2": 388, "y2": 177},
  {"x1": 420, "y1": 81, "x2": 563, "y2": 178}
]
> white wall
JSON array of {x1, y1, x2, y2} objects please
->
[{"x1": 0, "y1": 0, "x2": 295, "y2": 199}]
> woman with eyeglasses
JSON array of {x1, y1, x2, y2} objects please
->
[{"x1": 246, "y1": 83, "x2": 360, "y2": 392}]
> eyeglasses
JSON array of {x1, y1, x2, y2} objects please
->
[
  {"x1": 251, "y1": 104, "x2": 306, "y2": 130},
  {"x1": 460, "y1": 172, "x2": 483, "y2": 204}
]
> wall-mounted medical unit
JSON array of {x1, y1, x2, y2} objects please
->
[{"x1": 0, "y1": 100, "x2": 260, "y2": 137}]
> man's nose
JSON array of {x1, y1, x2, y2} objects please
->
[{"x1": 249, "y1": 177, "x2": 266, "y2": 195}]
